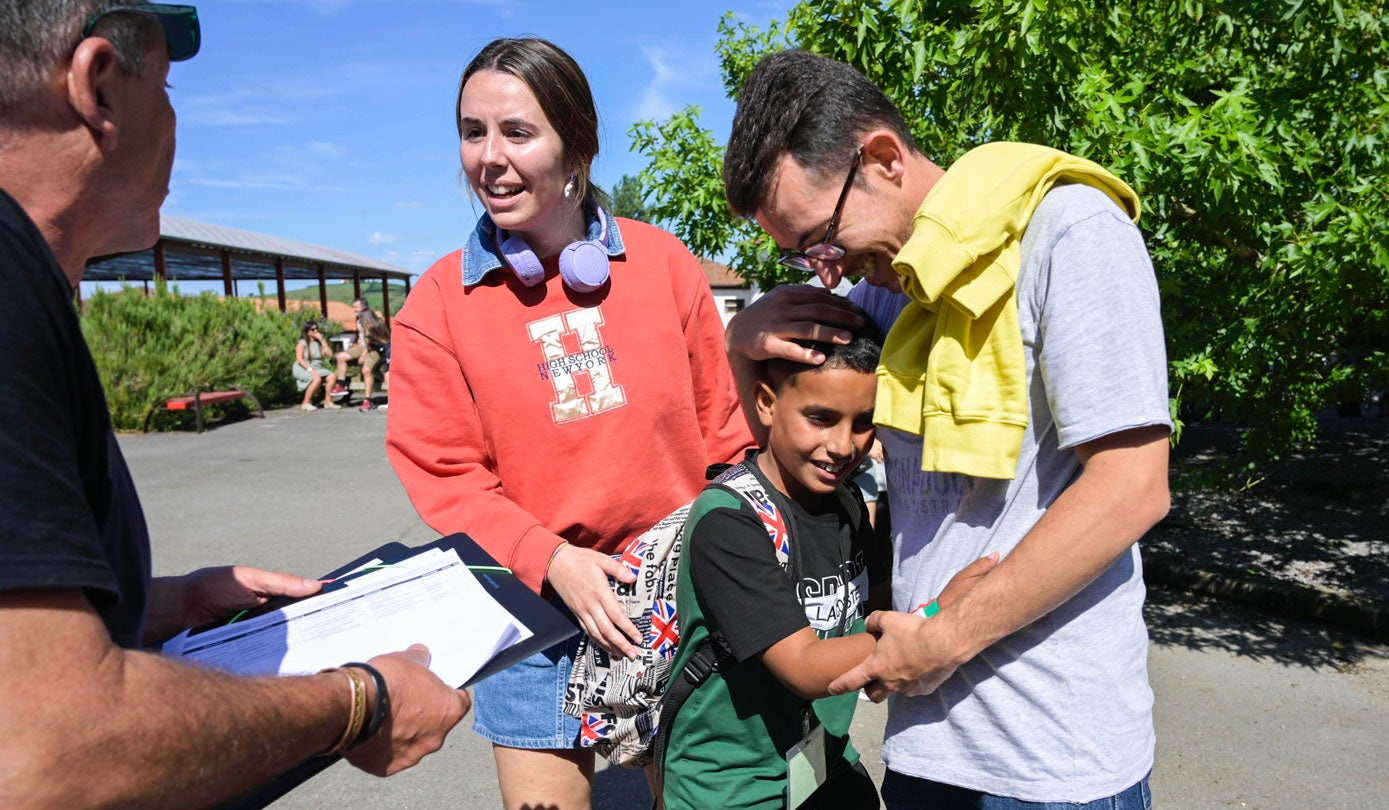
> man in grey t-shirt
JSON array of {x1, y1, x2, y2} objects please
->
[{"x1": 722, "y1": 51, "x2": 1170, "y2": 807}]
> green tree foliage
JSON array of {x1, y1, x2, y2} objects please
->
[
  {"x1": 608, "y1": 174, "x2": 653, "y2": 222},
  {"x1": 81, "y1": 283, "x2": 325, "y2": 430},
  {"x1": 633, "y1": 1, "x2": 1389, "y2": 471}
]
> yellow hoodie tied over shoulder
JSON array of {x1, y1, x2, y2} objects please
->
[{"x1": 877, "y1": 142, "x2": 1141, "y2": 479}]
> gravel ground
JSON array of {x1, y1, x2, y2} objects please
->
[{"x1": 1145, "y1": 414, "x2": 1388, "y2": 604}]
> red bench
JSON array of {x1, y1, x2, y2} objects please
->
[{"x1": 141, "y1": 389, "x2": 265, "y2": 433}]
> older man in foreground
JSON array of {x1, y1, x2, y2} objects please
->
[{"x1": 0, "y1": 3, "x2": 468, "y2": 806}]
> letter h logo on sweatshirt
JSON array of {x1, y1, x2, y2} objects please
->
[{"x1": 527, "y1": 307, "x2": 627, "y2": 424}]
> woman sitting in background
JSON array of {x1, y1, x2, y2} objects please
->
[
  {"x1": 291, "y1": 322, "x2": 341, "y2": 411},
  {"x1": 357, "y1": 308, "x2": 390, "y2": 411}
]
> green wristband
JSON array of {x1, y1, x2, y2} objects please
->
[{"x1": 916, "y1": 600, "x2": 941, "y2": 618}]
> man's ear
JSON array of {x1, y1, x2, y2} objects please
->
[
  {"x1": 66, "y1": 38, "x2": 124, "y2": 152},
  {"x1": 754, "y1": 380, "x2": 777, "y2": 430},
  {"x1": 860, "y1": 128, "x2": 906, "y2": 187}
]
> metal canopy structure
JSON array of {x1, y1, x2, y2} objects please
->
[{"x1": 83, "y1": 215, "x2": 413, "y2": 323}]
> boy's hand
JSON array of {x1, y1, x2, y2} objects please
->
[
  {"x1": 827, "y1": 553, "x2": 999, "y2": 700},
  {"x1": 935, "y1": 551, "x2": 999, "y2": 611}
]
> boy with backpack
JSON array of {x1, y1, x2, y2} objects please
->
[{"x1": 658, "y1": 330, "x2": 993, "y2": 809}]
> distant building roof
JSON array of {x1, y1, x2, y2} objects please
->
[
  {"x1": 83, "y1": 215, "x2": 410, "y2": 283},
  {"x1": 159, "y1": 216, "x2": 405, "y2": 273},
  {"x1": 700, "y1": 258, "x2": 748, "y2": 289}
]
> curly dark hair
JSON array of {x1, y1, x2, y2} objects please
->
[{"x1": 765, "y1": 316, "x2": 885, "y2": 392}]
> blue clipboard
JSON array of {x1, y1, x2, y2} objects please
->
[{"x1": 217, "y1": 532, "x2": 576, "y2": 809}]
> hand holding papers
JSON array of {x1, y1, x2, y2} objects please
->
[
  {"x1": 167, "y1": 548, "x2": 518, "y2": 686},
  {"x1": 164, "y1": 534, "x2": 576, "y2": 688},
  {"x1": 168, "y1": 535, "x2": 576, "y2": 810}
]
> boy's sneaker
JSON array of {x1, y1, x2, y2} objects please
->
[
  {"x1": 330, "y1": 383, "x2": 349, "y2": 399},
  {"x1": 323, "y1": 401, "x2": 342, "y2": 410},
  {"x1": 360, "y1": 400, "x2": 377, "y2": 411}
]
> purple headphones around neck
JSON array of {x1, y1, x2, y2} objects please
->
[{"x1": 498, "y1": 210, "x2": 610, "y2": 293}]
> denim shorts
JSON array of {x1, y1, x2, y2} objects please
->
[
  {"x1": 472, "y1": 607, "x2": 583, "y2": 750},
  {"x1": 881, "y1": 770, "x2": 1152, "y2": 810}
]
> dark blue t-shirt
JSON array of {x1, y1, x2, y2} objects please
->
[{"x1": 0, "y1": 188, "x2": 151, "y2": 647}]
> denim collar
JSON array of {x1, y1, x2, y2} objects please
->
[{"x1": 460, "y1": 202, "x2": 626, "y2": 287}]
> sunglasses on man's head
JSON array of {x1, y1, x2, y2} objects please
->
[{"x1": 82, "y1": 3, "x2": 200, "y2": 62}]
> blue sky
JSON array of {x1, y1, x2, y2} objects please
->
[{"x1": 148, "y1": 0, "x2": 793, "y2": 292}]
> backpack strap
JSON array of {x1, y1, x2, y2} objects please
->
[
  {"x1": 714, "y1": 464, "x2": 792, "y2": 569},
  {"x1": 651, "y1": 632, "x2": 734, "y2": 801},
  {"x1": 650, "y1": 465, "x2": 783, "y2": 784}
]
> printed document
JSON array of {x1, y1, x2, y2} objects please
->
[{"x1": 163, "y1": 548, "x2": 531, "y2": 687}]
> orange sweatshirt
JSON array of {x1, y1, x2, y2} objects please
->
[{"x1": 386, "y1": 218, "x2": 754, "y2": 593}]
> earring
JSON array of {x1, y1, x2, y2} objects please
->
[{"x1": 563, "y1": 173, "x2": 577, "y2": 199}]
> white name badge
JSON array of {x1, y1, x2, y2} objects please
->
[{"x1": 785, "y1": 723, "x2": 828, "y2": 808}]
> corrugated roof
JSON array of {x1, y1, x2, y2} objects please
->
[
  {"x1": 83, "y1": 215, "x2": 412, "y2": 282},
  {"x1": 159, "y1": 215, "x2": 406, "y2": 273}
]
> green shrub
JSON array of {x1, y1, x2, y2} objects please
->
[{"x1": 80, "y1": 282, "x2": 333, "y2": 430}]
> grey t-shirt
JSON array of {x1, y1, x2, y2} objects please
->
[{"x1": 850, "y1": 184, "x2": 1170, "y2": 802}]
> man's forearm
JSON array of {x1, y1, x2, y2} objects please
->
[
  {"x1": 2, "y1": 592, "x2": 350, "y2": 809},
  {"x1": 933, "y1": 430, "x2": 1170, "y2": 666},
  {"x1": 14, "y1": 650, "x2": 347, "y2": 809}
]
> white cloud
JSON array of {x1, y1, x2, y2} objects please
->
[
  {"x1": 179, "y1": 108, "x2": 291, "y2": 127},
  {"x1": 186, "y1": 174, "x2": 348, "y2": 193},
  {"x1": 174, "y1": 140, "x2": 352, "y2": 194},
  {"x1": 305, "y1": 141, "x2": 348, "y2": 158},
  {"x1": 369, "y1": 232, "x2": 397, "y2": 246},
  {"x1": 633, "y1": 45, "x2": 717, "y2": 123},
  {"x1": 270, "y1": 141, "x2": 349, "y2": 166},
  {"x1": 223, "y1": 0, "x2": 519, "y2": 16}
]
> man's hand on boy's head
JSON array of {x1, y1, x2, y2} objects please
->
[{"x1": 725, "y1": 285, "x2": 865, "y2": 365}]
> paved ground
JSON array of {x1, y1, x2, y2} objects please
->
[
  {"x1": 121, "y1": 409, "x2": 1389, "y2": 809},
  {"x1": 1145, "y1": 416, "x2": 1387, "y2": 638}
]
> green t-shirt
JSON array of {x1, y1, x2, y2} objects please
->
[{"x1": 662, "y1": 455, "x2": 886, "y2": 810}]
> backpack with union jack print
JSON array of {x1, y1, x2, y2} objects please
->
[{"x1": 562, "y1": 462, "x2": 793, "y2": 767}]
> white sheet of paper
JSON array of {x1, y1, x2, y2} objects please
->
[{"x1": 164, "y1": 549, "x2": 532, "y2": 687}]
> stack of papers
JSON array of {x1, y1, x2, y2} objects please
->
[{"x1": 164, "y1": 548, "x2": 532, "y2": 687}]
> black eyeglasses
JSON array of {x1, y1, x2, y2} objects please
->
[
  {"x1": 82, "y1": 3, "x2": 201, "y2": 62},
  {"x1": 777, "y1": 146, "x2": 863, "y2": 272}
]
